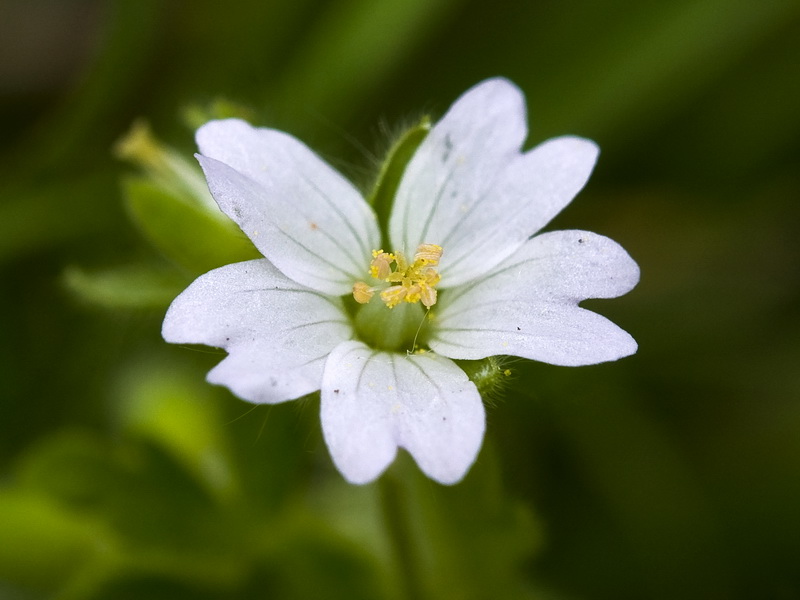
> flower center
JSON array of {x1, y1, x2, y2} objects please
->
[{"x1": 352, "y1": 244, "x2": 443, "y2": 308}]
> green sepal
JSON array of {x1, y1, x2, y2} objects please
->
[
  {"x1": 123, "y1": 176, "x2": 261, "y2": 274},
  {"x1": 366, "y1": 116, "x2": 431, "y2": 246},
  {"x1": 457, "y1": 356, "x2": 513, "y2": 404}
]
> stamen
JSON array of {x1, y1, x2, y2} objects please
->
[
  {"x1": 404, "y1": 284, "x2": 422, "y2": 304},
  {"x1": 381, "y1": 285, "x2": 408, "y2": 308},
  {"x1": 352, "y1": 281, "x2": 374, "y2": 304},
  {"x1": 369, "y1": 250, "x2": 393, "y2": 279},
  {"x1": 353, "y1": 243, "x2": 444, "y2": 309},
  {"x1": 394, "y1": 252, "x2": 409, "y2": 274},
  {"x1": 420, "y1": 285, "x2": 437, "y2": 308},
  {"x1": 414, "y1": 244, "x2": 443, "y2": 264}
]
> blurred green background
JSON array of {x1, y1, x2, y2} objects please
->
[{"x1": 2, "y1": 0, "x2": 799, "y2": 598}]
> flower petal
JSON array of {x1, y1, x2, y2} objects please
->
[
  {"x1": 388, "y1": 78, "x2": 599, "y2": 287},
  {"x1": 440, "y1": 136, "x2": 599, "y2": 286},
  {"x1": 430, "y1": 230, "x2": 639, "y2": 366},
  {"x1": 321, "y1": 341, "x2": 485, "y2": 484},
  {"x1": 163, "y1": 259, "x2": 352, "y2": 403},
  {"x1": 196, "y1": 119, "x2": 380, "y2": 295}
]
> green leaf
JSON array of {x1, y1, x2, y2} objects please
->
[
  {"x1": 14, "y1": 429, "x2": 244, "y2": 580},
  {"x1": 526, "y1": 0, "x2": 800, "y2": 143},
  {"x1": 113, "y1": 359, "x2": 237, "y2": 500},
  {"x1": 0, "y1": 490, "x2": 106, "y2": 592},
  {"x1": 123, "y1": 177, "x2": 260, "y2": 274},
  {"x1": 63, "y1": 263, "x2": 187, "y2": 310},
  {"x1": 271, "y1": 0, "x2": 466, "y2": 129},
  {"x1": 252, "y1": 510, "x2": 390, "y2": 600},
  {"x1": 0, "y1": 174, "x2": 117, "y2": 264}
]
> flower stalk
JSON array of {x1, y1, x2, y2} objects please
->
[{"x1": 379, "y1": 472, "x2": 426, "y2": 600}]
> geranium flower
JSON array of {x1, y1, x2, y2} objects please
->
[{"x1": 162, "y1": 78, "x2": 639, "y2": 485}]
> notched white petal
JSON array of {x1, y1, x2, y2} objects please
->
[
  {"x1": 431, "y1": 230, "x2": 639, "y2": 366},
  {"x1": 432, "y1": 305, "x2": 637, "y2": 366},
  {"x1": 163, "y1": 259, "x2": 352, "y2": 403},
  {"x1": 195, "y1": 119, "x2": 380, "y2": 295},
  {"x1": 438, "y1": 136, "x2": 599, "y2": 287},
  {"x1": 321, "y1": 341, "x2": 485, "y2": 485},
  {"x1": 389, "y1": 79, "x2": 526, "y2": 259},
  {"x1": 389, "y1": 78, "x2": 601, "y2": 287}
]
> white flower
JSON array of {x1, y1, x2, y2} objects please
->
[{"x1": 162, "y1": 78, "x2": 639, "y2": 485}]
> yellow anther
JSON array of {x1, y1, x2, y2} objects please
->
[
  {"x1": 381, "y1": 285, "x2": 408, "y2": 308},
  {"x1": 420, "y1": 285, "x2": 437, "y2": 308},
  {"x1": 369, "y1": 251, "x2": 393, "y2": 279},
  {"x1": 422, "y1": 268, "x2": 440, "y2": 286},
  {"x1": 405, "y1": 284, "x2": 422, "y2": 304},
  {"x1": 414, "y1": 244, "x2": 443, "y2": 265},
  {"x1": 353, "y1": 281, "x2": 374, "y2": 304},
  {"x1": 355, "y1": 242, "x2": 444, "y2": 309}
]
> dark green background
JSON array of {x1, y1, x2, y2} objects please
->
[{"x1": 2, "y1": 0, "x2": 799, "y2": 598}]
